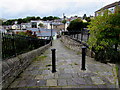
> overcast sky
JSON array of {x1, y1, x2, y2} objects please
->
[{"x1": 0, "y1": 0, "x2": 119, "y2": 19}]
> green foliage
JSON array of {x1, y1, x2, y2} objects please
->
[
  {"x1": 0, "y1": 19, "x2": 2, "y2": 25},
  {"x1": 2, "y1": 19, "x2": 15, "y2": 25},
  {"x1": 17, "y1": 18, "x2": 23, "y2": 24},
  {"x1": 85, "y1": 17, "x2": 91, "y2": 22},
  {"x1": 2, "y1": 16, "x2": 60, "y2": 25},
  {"x1": 42, "y1": 16, "x2": 60, "y2": 21},
  {"x1": 83, "y1": 22, "x2": 89, "y2": 28},
  {"x1": 62, "y1": 20, "x2": 67, "y2": 24},
  {"x1": 38, "y1": 23, "x2": 44, "y2": 27},
  {"x1": 83, "y1": 14, "x2": 87, "y2": 19},
  {"x1": 88, "y1": 9, "x2": 120, "y2": 62},
  {"x1": 67, "y1": 18, "x2": 83, "y2": 33},
  {"x1": 17, "y1": 32, "x2": 27, "y2": 36},
  {"x1": 2, "y1": 16, "x2": 41, "y2": 25},
  {"x1": 17, "y1": 30, "x2": 37, "y2": 38},
  {"x1": 82, "y1": 14, "x2": 91, "y2": 22}
]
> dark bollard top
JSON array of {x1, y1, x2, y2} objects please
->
[
  {"x1": 82, "y1": 46, "x2": 86, "y2": 49},
  {"x1": 51, "y1": 48, "x2": 56, "y2": 51}
]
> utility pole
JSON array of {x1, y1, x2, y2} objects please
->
[{"x1": 63, "y1": 13, "x2": 66, "y2": 31}]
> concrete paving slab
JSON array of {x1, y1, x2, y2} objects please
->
[
  {"x1": 8, "y1": 38, "x2": 119, "y2": 89},
  {"x1": 46, "y1": 79, "x2": 57, "y2": 86}
]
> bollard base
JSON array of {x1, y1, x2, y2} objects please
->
[
  {"x1": 52, "y1": 70, "x2": 56, "y2": 73},
  {"x1": 81, "y1": 68, "x2": 86, "y2": 70}
]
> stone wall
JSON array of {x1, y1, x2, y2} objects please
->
[
  {"x1": 61, "y1": 35, "x2": 95, "y2": 57},
  {"x1": 2, "y1": 42, "x2": 51, "y2": 88}
]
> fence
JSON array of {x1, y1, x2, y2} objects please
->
[
  {"x1": 62, "y1": 29, "x2": 90, "y2": 43},
  {"x1": 2, "y1": 33, "x2": 51, "y2": 60},
  {"x1": 62, "y1": 29, "x2": 120, "y2": 62}
]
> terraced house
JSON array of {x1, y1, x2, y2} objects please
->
[{"x1": 95, "y1": 1, "x2": 120, "y2": 16}]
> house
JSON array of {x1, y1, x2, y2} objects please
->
[
  {"x1": 3, "y1": 25, "x2": 12, "y2": 30},
  {"x1": 21, "y1": 23, "x2": 27, "y2": 30},
  {"x1": 30, "y1": 19, "x2": 69, "y2": 31},
  {"x1": 52, "y1": 23, "x2": 64, "y2": 30},
  {"x1": 30, "y1": 20, "x2": 44, "y2": 28},
  {"x1": 42, "y1": 21, "x2": 52, "y2": 29},
  {"x1": 95, "y1": 1, "x2": 120, "y2": 16},
  {"x1": 21, "y1": 23, "x2": 31, "y2": 29},
  {"x1": 12, "y1": 24, "x2": 21, "y2": 30},
  {"x1": 25, "y1": 23, "x2": 31, "y2": 28}
]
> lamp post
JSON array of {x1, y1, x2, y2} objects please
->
[{"x1": 50, "y1": 21, "x2": 52, "y2": 46}]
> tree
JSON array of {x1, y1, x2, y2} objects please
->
[
  {"x1": 83, "y1": 14, "x2": 87, "y2": 19},
  {"x1": 36, "y1": 16, "x2": 41, "y2": 20},
  {"x1": 67, "y1": 18, "x2": 84, "y2": 33},
  {"x1": 88, "y1": 9, "x2": 120, "y2": 63},
  {"x1": 62, "y1": 20, "x2": 67, "y2": 31},
  {"x1": 85, "y1": 17, "x2": 91, "y2": 22},
  {"x1": 53, "y1": 16, "x2": 60, "y2": 19},
  {"x1": 2, "y1": 20, "x2": 15, "y2": 25},
  {"x1": 42, "y1": 17, "x2": 47, "y2": 21},
  {"x1": 62, "y1": 20, "x2": 67, "y2": 24},
  {"x1": 47, "y1": 16, "x2": 54, "y2": 21},
  {"x1": 42, "y1": 16, "x2": 60, "y2": 21},
  {"x1": 17, "y1": 18, "x2": 23, "y2": 24},
  {"x1": 38, "y1": 23, "x2": 44, "y2": 27}
]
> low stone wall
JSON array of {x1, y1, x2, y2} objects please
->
[
  {"x1": 2, "y1": 42, "x2": 51, "y2": 88},
  {"x1": 61, "y1": 35, "x2": 95, "y2": 57}
]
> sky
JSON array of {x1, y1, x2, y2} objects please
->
[{"x1": 0, "y1": 0, "x2": 119, "y2": 19}]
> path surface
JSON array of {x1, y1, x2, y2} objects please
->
[{"x1": 9, "y1": 38, "x2": 119, "y2": 89}]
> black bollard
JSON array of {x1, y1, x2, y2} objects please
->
[
  {"x1": 81, "y1": 46, "x2": 86, "y2": 70},
  {"x1": 51, "y1": 36, "x2": 52, "y2": 46},
  {"x1": 51, "y1": 49, "x2": 56, "y2": 73}
]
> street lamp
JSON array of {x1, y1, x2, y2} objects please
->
[{"x1": 50, "y1": 21, "x2": 53, "y2": 46}]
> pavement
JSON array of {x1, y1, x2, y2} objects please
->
[{"x1": 8, "y1": 38, "x2": 119, "y2": 89}]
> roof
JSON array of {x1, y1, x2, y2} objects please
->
[{"x1": 95, "y1": 1, "x2": 120, "y2": 13}]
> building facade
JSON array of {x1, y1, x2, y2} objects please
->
[
  {"x1": 30, "y1": 20, "x2": 44, "y2": 28},
  {"x1": 95, "y1": 1, "x2": 120, "y2": 16}
]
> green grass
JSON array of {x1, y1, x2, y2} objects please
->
[
  {"x1": 46, "y1": 64, "x2": 52, "y2": 67},
  {"x1": 76, "y1": 51, "x2": 81, "y2": 55},
  {"x1": 69, "y1": 63, "x2": 78, "y2": 66},
  {"x1": 74, "y1": 63, "x2": 78, "y2": 65},
  {"x1": 115, "y1": 65, "x2": 120, "y2": 87},
  {"x1": 48, "y1": 68, "x2": 50, "y2": 70},
  {"x1": 116, "y1": 66, "x2": 119, "y2": 75},
  {"x1": 33, "y1": 55, "x2": 47, "y2": 61}
]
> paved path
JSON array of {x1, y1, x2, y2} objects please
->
[{"x1": 9, "y1": 39, "x2": 119, "y2": 89}]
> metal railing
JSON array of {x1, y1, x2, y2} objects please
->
[
  {"x1": 2, "y1": 33, "x2": 51, "y2": 60},
  {"x1": 62, "y1": 29, "x2": 90, "y2": 43}
]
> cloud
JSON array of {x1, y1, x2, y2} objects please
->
[{"x1": 0, "y1": 0, "x2": 118, "y2": 19}]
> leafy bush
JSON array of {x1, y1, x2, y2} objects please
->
[
  {"x1": 67, "y1": 18, "x2": 84, "y2": 34},
  {"x1": 88, "y1": 8, "x2": 120, "y2": 63}
]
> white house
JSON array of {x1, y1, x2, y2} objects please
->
[
  {"x1": 30, "y1": 20, "x2": 44, "y2": 28},
  {"x1": 12, "y1": 24, "x2": 21, "y2": 30},
  {"x1": 26, "y1": 23, "x2": 31, "y2": 28},
  {"x1": 43, "y1": 21, "x2": 53, "y2": 29}
]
